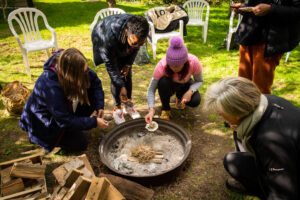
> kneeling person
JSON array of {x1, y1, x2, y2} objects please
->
[{"x1": 19, "y1": 48, "x2": 108, "y2": 152}]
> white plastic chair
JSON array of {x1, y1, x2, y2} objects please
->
[
  {"x1": 183, "y1": 0, "x2": 210, "y2": 43},
  {"x1": 227, "y1": 11, "x2": 243, "y2": 51},
  {"x1": 147, "y1": 7, "x2": 184, "y2": 60},
  {"x1": 8, "y1": 8, "x2": 58, "y2": 76},
  {"x1": 90, "y1": 8, "x2": 126, "y2": 34}
]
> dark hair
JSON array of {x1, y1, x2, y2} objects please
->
[
  {"x1": 165, "y1": 62, "x2": 189, "y2": 81},
  {"x1": 126, "y1": 15, "x2": 149, "y2": 40},
  {"x1": 57, "y1": 48, "x2": 90, "y2": 105}
]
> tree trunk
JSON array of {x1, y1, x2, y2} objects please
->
[{"x1": 107, "y1": 0, "x2": 116, "y2": 8}]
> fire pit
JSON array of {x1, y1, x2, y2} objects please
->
[{"x1": 99, "y1": 118, "x2": 191, "y2": 183}]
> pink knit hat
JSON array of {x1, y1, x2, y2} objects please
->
[{"x1": 166, "y1": 36, "x2": 188, "y2": 66}]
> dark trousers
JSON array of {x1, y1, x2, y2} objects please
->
[
  {"x1": 223, "y1": 132, "x2": 264, "y2": 198},
  {"x1": 111, "y1": 69, "x2": 132, "y2": 106},
  {"x1": 158, "y1": 76, "x2": 201, "y2": 110},
  {"x1": 57, "y1": 104, "x2": 93, "y2": 152}
]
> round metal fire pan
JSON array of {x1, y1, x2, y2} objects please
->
[{"x1": 99, "y1": 118, "x2": 192, "y2": 184}]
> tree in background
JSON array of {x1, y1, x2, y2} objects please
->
[{"x1": 107, "y1": 0, "x2": 116, "y2": 7}]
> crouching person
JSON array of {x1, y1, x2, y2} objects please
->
[
  {"x1": 19, "y1": 48, "x2": 108, "y2": 152},
  {"x1": 204, "y1": 77, "x2": 300, "y2": 199},
  {"x1": 145, "y1": 36, "x2": 203, "y2": 122}
]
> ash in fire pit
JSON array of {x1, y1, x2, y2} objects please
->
[{"x1": 106, "y1": 128, "x2": 184, "y2": 176}]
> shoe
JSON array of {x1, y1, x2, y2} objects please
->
[
  {"x1": 113, "y1": 108, "x2": 125, "y2": 125},
  {"x1": 175, "y1": 97, "x2": 185, "y2": 109},
  {"x1": 123, "y1": 106, "x2": 141, "y2": 119},
  {"x1": 225, "y1": 177, "x2": 250, "y2": 195},
  {"x1": 160, "y1": 110, "x2": 171, "y2": 120}
]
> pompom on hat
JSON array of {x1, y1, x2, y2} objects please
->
[{"x1": 166, "y1": 36, "x2": 188, "y2": 66}]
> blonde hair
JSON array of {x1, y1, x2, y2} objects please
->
[{"x1": 204, "y1": 77, "x2": 261, "y2": 117}]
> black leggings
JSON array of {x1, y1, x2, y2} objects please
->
[
  {"x1": 111, "y1": 69, "x2": 132, "y2": 106},
  {"x1": 158, "y1": 76, "x2": 201, "y2": 110},
  {"x1": 223, "y1": 132, "x2": 264, "y2": 198}
]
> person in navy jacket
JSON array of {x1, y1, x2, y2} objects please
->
[{"x1": 19, "y1": 48, "x2": 108, "y2": 152}]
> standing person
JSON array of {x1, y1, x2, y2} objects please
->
[
  {"x1": 232, "y1": 1, "x2": 300, "y2": 94},
  {"x1": 204, "y1": 77, "x2": 300, "y2": 199},
  {"x1": 145, "y1": 36, "x2": 203, "y2": 122},
  {"x1": 19, "y1": 48, "x2": 108, "y2": 152},
  {"x1": 92, "y1": 14, "x2": 149, "y2": 124}
]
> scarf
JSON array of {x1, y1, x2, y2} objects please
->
[{"x1": 236, "y1": 95, "x2": 268, "y2": 155}]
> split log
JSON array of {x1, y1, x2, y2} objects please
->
[
  {"x1": 62, "y1": 176, "x2": 91, "y2": 200},
  {"x1": 63, "y1": 169, "x2": 83, "y2": 188},
  {"x1": 1, "y1": 166, "x2": 12, "y2": 184},
  {"x1": 99, "y1": 173, "x2": 154, "y2": 200},
  {"x1": 0, "y1": 153, "x2": 43, "y2": 169},
  {"x1": 0, "y1": 185, "x2": 42, "y2": 200},
  {"x1": 85, "y1": 177, "x2": 110, "y2": 200},
  {"x1": 53, "y1": 154, "x2": 94, "y2": 185},
  {"x1": 10, "y1": 163, "x2": 46, "y2": 179},
  {"x1": 0, "y1": 178, "x2": 24, "y2": 197}
]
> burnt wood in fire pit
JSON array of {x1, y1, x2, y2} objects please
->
[{"x1": 99, "y1": 118, "x2": 191, "y2": 185}]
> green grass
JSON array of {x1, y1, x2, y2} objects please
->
[{"x1": 0, "y1": 0, "x2": 299, "y2": 199}]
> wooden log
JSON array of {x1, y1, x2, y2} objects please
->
[
  {"x1": 0, "y1": 153, "x2": 44, "y2": 169},
  {"x1": 54, "y1": 187, "x2": 68, "y2": 200},
  {"x1": 85, "y1": 177, "x2": 110, "y2": 200},
  {"x1": 99, "y1": 173, "x2": 154, "y2": 200},
  {"x1": 63, "y1": 158, "x2": 84, "y2": 172},
  {"x1": 0, "y1": 185, "x2": 42, "y2": 200},
  {"x1": 53, "y1": 154, "x2": 95, "y2": 185},
  {"x1": 62, "y1": 176, "x2": 91, "y2": 200},
  {"x1": 105, "y1": 181, "x2": 125, "y2": 200},
  {"x1": 1, "y1": 166, "x2": 12, "y2": 184},
  {"x1": 10, "y1": 163, "x2": 46, "y2": 179},
  {"x1": 0, "y1": 178, "x2": 24, "y2": 197},
  {"x1": 63, "y1": 169, "x2": 83, "y2": 188}
]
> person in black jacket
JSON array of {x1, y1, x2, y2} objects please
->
[
  {"x1": 91, "y1": 14, "x2": 149, "y2": 125},
  {"x1": 232, "y1": 0, "x2": 300, "y2": 94},
  {"x1": 204, "y1": 77, "x2": 300, "y2": 199}
]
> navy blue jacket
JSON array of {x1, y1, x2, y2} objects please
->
[
  {"x1": 91, "y1": 14, "x2": 139, "y2": 88},
  {"x1": 19, "y1": 51, "x2": 104, "y2": 152},
  {"x1": 235, "y1": 0, "x2": 300, "y2": 57}
]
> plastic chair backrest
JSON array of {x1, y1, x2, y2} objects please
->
[
  {"x1": 8, "y1": 8, "x2": 50, "y2": 45},
  {"x1": 183, "y1": 0, "x2": 209, "y2": 23},
  {"x1": 229, "y1": 11, "x2": 242, "y2": 33},
  {"x1": 90, "y1": 8, "x2": 126, "y2": 33}
]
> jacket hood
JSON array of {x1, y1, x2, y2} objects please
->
[{"x1": 43, "y1": 49, "x2": 64, "y2": 71}]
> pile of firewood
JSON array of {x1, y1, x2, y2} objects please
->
[
  {"x1": 51, "y1": 154, "x2": 126, "y2": 200},
  {"x1": 1, "y1": 153, "x2": 155, "y2": 200},
  {"x1": 0, "y1": 153, "x2": 48, "y2": 200}
]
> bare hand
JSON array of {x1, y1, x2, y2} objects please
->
[
  {"x1": 252, "y1": 4, "x2": 271, "y2": 16},
  {"x1": 181, "y1": 90, "x2": 193, "y2": 104},
  {"x1": 97, "y1": 118, "x2": 109, "y2": 129},
  {"x1": 95, "y1": 109, "x2": 104, "y2": 118},
  {"x1": 231, "y1": 3, "x2": 245, "y2": 14},
  {"x1": 145, "y1": 108, "x2": 155, "y2": 124},
  {"x1": 120, "y1": 65, "x2": 131, "y2": 78},
  {"x1": 120, "y1": 87, "x2": 128, "y2": 103}
]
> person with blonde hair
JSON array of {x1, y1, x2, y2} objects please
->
[
  {"x1": 20, "y1": 48, "x2": 108, "y2": 152},
  {"x1": 204, "y1": 77, "x2": 300, "y2": 199}
]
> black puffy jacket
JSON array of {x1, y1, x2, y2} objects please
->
[
  {"x1": 92, "y1": 14, "x2": 139, "y2": 88},
  {"x1": 235, "y1": 0, "x2": 300, "y2": 57},
  {"x1": 249, "y1": 95, "x2": 300, "y2": 199}
]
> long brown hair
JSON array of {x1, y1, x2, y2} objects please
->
[
  {"x1": 57, "y1": 48, "x2": 90, "y2": 105},
  {"x1": 165, "y1": 61, "x2": 189, "y2": 81}
]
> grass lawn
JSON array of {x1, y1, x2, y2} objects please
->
[{"x1": 0, "y1": 0, "x2": 299, "y2": 199}]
